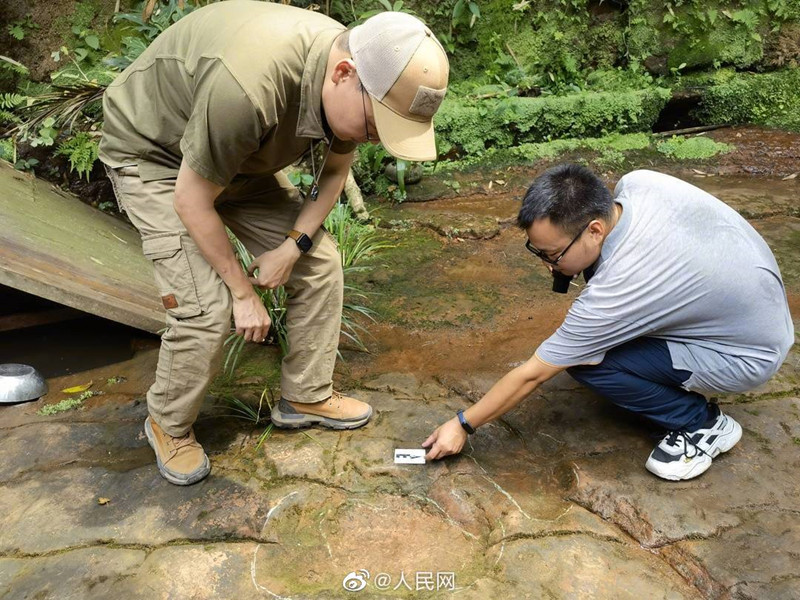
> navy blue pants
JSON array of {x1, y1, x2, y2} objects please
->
[{"x1": 567, "y1": 337, "x2": 710, "y2": 431}]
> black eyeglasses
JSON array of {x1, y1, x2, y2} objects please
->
[{"x1": 525, "y1": 221, "x2": 590, "y2": 266}]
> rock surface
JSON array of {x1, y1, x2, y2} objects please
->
[{"x1": 1, "y1": 168, "x2": 798, "y2": 599}]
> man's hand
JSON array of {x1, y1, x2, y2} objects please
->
[
  {"x1": 422, "y1": 418, "x2": 468, "y2": 460},
  {"x1": 232, "y1": 292, "x2": 272, "y2": 342},
  {"x1": 247, "y1": 239, "x2": 302, "y2": 289}
]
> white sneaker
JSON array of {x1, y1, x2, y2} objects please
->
[{"x1": 645, "y1": 405, "x2": 742, "y2": 481}]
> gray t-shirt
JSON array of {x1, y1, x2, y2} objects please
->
[{"x1": 536, "y1": 170, "x2": 795, "y2": 394}]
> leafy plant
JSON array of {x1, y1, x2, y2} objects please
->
[
  {"x1": 115, "y1": 0, "x2": 196, "y2": 41},
  {"x1": 218, "y1": 387, "x2": 276, "y2": 450},
  {"x1": 451, "y1": 0, "x2": 481, "y2": 30},
  {"x1": 359, "y1": 0, "x2": 416, "y2": 21},
  {"x1": 7, "y1": 16, "x2": 39, "y2": 41},
  {"x1": 351, "y1": 143, "x2": 408, "y2": 202},
  {"x1": 0, "y1": 92, "x2": 26, "y2": 127},
  {"x1": 324, "y1": 202, "x2": 393, "y2": 270},
  {"x1": 324, "y1": 202, "x2": 391, "y2": 351},
  {"x1": 11, "y1": 79, "x2": 106, "y2": 145},
  {"x1": 224, "y1": 230, "x2": 290, "y2": 376},
  {"x1": 109, "y1": 0, "x2": 196, "y2": 70},
  {"x1": 56, "y1": 131, "x2": 100, "y2": 180}
]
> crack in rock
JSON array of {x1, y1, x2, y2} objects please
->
[{"x1": 0, "y1": 537, "x2": 276, "y2": 561}]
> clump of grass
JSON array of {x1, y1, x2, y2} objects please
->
[
  {"x1": 38, "y1": 390, "x2": 103, "y2": 416},
  {"x1": 218, "y1": 387, "x2": 275, "y2": 450},
  {"x1": 656, "y1": 135, "x2": 733, "y2": 160}
]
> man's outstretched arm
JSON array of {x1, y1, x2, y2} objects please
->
[{"x1": 422, "y1": 355, "x2": 565, "y2": 460}]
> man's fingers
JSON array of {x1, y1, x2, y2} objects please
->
[{"x1": 421, "y1": 432, "x2": 437, "y2": 448}]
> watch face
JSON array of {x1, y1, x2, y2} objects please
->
[{"x1": 297, "y1": 234, "x2": 313, "y2": 253}]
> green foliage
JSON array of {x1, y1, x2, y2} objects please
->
[
  {"x1": 0, "y1": 138, "x2": 15, "y2": 162},
  {"x1": 286, "y1": 169, "x2": 314, "y2": 193},
  {"x1": 11, "y1": 80, "x2": 107, "y2": 173},
  {"x1": 695, "y1": 68, "x2": 800, "y2": 131},
  {"x1": 624, "y1": 0, "x2": 800, "y2": 71},
  {"x1": 0, "y1": 55, "x2": 29, "y2": 92},
  {"x1": 0, "y1": 92, "x2": 26, "y2": 126},
  {"x1": 109, "y1": 1, "x2": 196, "y2": 70},
  {"x1": 324, "y1": 203, "x2": 393, "y2": 270},
  {"x1": 451, "y1": 0, "x2": 482, "y2": 30},
  {"x1": 656, "y1": 135, "x2": 733, "y2": 160},
  {"x1": 70, "y1": 0, "x2": 102, "y2": 31},
  {"x1": 225, "y1": 231, "x2": 290, "y2": 370},
  {"x1": 7, "y1": 16, "x2": 39, "y2": 41},
  {"x1": 324, "y1": 202, "x2": 391, "y2": 351},
  {"x1": 360, "y1": 0, "x2": 416, "y2": 20},
  {"x1": 435, "y1": 87, "x2": 671, "y2": 158},
  {"x1": 14, "y1": 157, "x2": 39, "y2": 172},
  {"x1": 56, "y1": 131, "x2": 99, "y2": 180},
  {"x1": 37, "y1": 390, "x2": 101, "y2": 415},
  {"x1": 508, "y1": 132, "x2": 651, "y2": 162},
  {"x1": 223, "y1": 201, "x2": 389, "y2": 372},
  {"x1": 352, "y1": 143, "x2": 406, "y2": 202}
]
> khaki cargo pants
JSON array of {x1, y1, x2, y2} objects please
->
[{"x1": 106, "y1": 166, "x2": 343, "y2": 437}]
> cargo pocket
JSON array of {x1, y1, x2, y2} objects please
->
[{"x1": 142, "y1": 233, "x2": 203, "y2": 319}]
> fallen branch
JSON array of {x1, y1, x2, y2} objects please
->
[{"x1": 653, "y1": 124, "x2": 730, "y2": 138}]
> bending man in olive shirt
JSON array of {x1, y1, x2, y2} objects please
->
[{"x1": 100, "y1": 3, "x2": 449, "y2": 485}]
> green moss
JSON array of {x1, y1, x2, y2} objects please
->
[
  {"x1": 37, "y1": 390, "x2": 101, "y2": 416},
  {"x1": 0, "y1": 138, "x2": 14, "y2": 162},
  {"x1": 436, "y1": 88, "x2": 670, "y2": 158},
  {"x1": 436, "y1": 132, "x2": 652, "y2": 170},
  {"x1": 656, "y1": 136, "x2": 733, "y2": 160},
  {"x1": 695, "y1": 68, "x2": 800, "y2": 132}
]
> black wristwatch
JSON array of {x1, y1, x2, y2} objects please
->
[
  {"x1": 456, "y1": 409, "x2": 476, "y2": 435},
  {"x1": 286, "y1": 229, "x2": 313, "y2": 253}
]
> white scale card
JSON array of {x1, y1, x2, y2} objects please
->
[{"x1": 394, "y1": 449, "x2": 426, "y2": 464}]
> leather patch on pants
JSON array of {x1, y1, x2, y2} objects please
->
[{"x1": 162, "y1": 294, "x2": 179, "y2": 310}]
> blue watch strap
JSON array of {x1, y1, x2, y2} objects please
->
[{"x1": 457, "y1": 409, "x2": 476, "y2": 435}]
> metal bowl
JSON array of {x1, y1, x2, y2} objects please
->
[{"x1": 0, "y1": 364, "x2": 49, "y2": 404}]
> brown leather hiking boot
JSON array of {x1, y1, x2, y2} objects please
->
[
  {"x1": 271, "y1": 391, "x2": 373, "y2": 429},
  {"x1": 144, "y1": 417, "x2": 210, "y2": 485}
]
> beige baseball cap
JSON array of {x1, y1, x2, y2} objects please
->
[{"x1": 350, "y1": 12, "x2": 449, "y2": 162}]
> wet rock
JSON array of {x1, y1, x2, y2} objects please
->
[
  {"x1": 422, "y1": 214, "x2": 501, "y2": 240},
  {"x1": 362, "y1": 373, "x2": 422, "y2": 396},
  {"x1": 251, "y1": 482, "x2": 485, "y2": 597},
  {"x1": 662, "y1": 510, "x2": 800, "y2": 599},
  {"x1": 0, "y1": 547, "x2": 146, "y2": 600},
  {"x1": 113, "y1": 543, "x2": 261, "y2": 600},
  {"x1": 644, "y1": 54, "x2": 669, "y2": 77},
  {"x1": 0, "y1": 465, "x2": 273, "y2": 554},
  {"x1": 0, "y1": 421, "x2": 149, "y2": 483},
  {"x1": 498, "y1": 535, "x2": 702, "y2": 599}
]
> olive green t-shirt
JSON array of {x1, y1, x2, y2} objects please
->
[{"x1": 99, "y1": 0, "x2": 356, "y2": 186}]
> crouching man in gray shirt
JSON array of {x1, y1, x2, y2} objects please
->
[{"x1": 423, "y1": 164, "x2": 794, "y2": 480}]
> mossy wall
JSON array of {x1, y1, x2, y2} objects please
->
[
  {"x1": 694, "y1": 68, "x2": 800, "y2": 131},
  {"x1": 393, "y1": 0, "x2": 800, "y2": 83},
  {"x1": 436, "y1": 87, "x2": 671, "y2": 157}
]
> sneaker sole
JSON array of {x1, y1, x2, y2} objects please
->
[
  {"x1": 270, "y1": 406, "x2": 373, "y2": 430},
  {"x1": 144, "y1": 419, "x2": 211, "y2": 486},
  {"x1": 645, "y1": 454, "x2": 713, "y2": 481}
]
